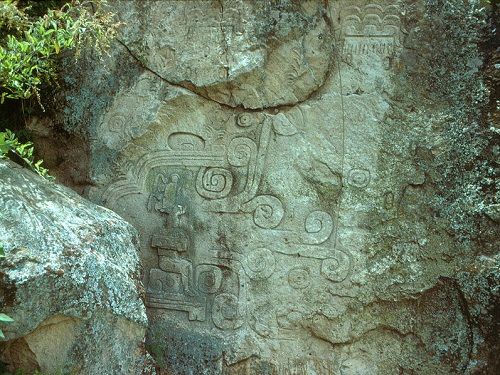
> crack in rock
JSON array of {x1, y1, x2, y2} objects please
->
[{"x1": 116, "y1": 36, "x2": 336, "y2": 113}]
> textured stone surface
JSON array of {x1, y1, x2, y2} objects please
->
[
  {"x1": 115, "y1": 0, "x2": 333, "y2": 109},
  {"x1": 44, "y1": 0, "x2": 499, "y2": 374},
  {"x1": 0, "y1": 160, "x2": 148, "y2": 374}
]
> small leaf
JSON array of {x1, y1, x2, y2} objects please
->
[{"x1": 0, "y1": 314, "x2": 14, "y2": 323}]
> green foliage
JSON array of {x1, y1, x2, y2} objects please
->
[
  {"x1": 0, "y1": 0, "x2": 120, "y2": 177},
  {"x1": 0, "y1": 0, "x2": 120, "y2": 103},
  {"x1": 0, "y1": 313, "x2": 14, "y2": 339},
  {"x1": 0, "y1": 0, "x2": 28, "y2": 32},
  {"x1": 0, "y1": 129, "x2": 53, "y2": 179}
]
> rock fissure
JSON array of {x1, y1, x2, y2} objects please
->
[{"x1": 116, "y1": 34, "x2": 336, "y2": 113}]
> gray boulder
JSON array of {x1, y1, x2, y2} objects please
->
[{"x1": 0, "y1": 160, "x2": 148, "y2": 374}]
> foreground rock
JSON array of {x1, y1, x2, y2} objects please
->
[{"x1": 0, "y1": 160, "x2": 148, "y2": 374}]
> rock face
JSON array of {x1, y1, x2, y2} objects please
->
[
  {"x1": 0, "y1": 160, "x2": 148, "y2": 374},
  {"x1": 46, "y1": 0, "x2": 498, "y2": 374},
  {"x1": 116, "y1": 0, "x2": 332, "y2": 109}
]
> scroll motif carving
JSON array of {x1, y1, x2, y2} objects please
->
[
  {"x1": 236, "y1": 113, "x2": 253, "y2": 128},
  {"x1": 100, "y1": 147, "x2": 226, "y2": 207},
  {"x1": 200, "y1": 121, "x2": 272, "y2": 214},
  {"x1": 196, "y1": 167, "x2": 233, "y2": 199},
  {"x1": 195, "y1": 264, "x2": 223, "y2": 294},
  {"x1": 288, "y1": 267, "x2": 310, "y2": 290},
  {"x1": 301, "y1": 211, "x2": 334, "y2": 245},
  {"x1": 241, "y1": 195, "x2": 284, "y2": 229},
  {"x1": 242, "y1": 247, "x2": 276, "y2": 280},
  {"x1": 235, "y1": 113, "x2": 264, "y2": 128},
  {"x1": 212, "y1": 293, "x2": 244, "y2": 330},
  {"x1": 321, "y1": 250, "x2": 351, "y2": 282},
  {"x1": 272, "y1": 112, "x2": 298, "y2": 136},
  {"x1": 227, "y1": 137, "x2": 256, "y2": 167},
  {"x1": 347, "y1": 168, "x2": 370, "y2": 188},
  {"x1": 107, "y1": 114, "x2": 127, "y2": 134}
]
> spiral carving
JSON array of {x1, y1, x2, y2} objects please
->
[
  {"x1": 196, "y1": 167, "x2": 233, "y2": 199},
  {"x1": 243, "y1": 248, "x2": 275, "y2": 280},
  {"x1": 235, "y1": 112, "x2": 265, "y2": 128},
  {"x1": 212, "y1": 293, "x2": 244, "y2": 330},
  {"x1": 236, "y1": 113, "x2": 252, "y2": 127},
  {"x1": 321, "y1": 250, "x2": 351, "y2": 282},
  {"x1": 107, "y1": 114, "x2": 126, "y2": 133},
  {"x1": 347, "y1": 168, "x2": 370, "y2": 188},
  {"x1": 242, "y1": 195, "x2": 284, "y2": 229},
  {"x1": 227, "y1": 137, "x2": 256, "y2": 167},
  {"x1": 302, "y1": 211, "x2": 334, "y2": 244}
]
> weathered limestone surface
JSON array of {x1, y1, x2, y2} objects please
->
[
  {"x1": 50, "y1": 0, "x2": 498, "y2": 374},
  {"x1": 0, "y1": 160, "x2": 148, "y2": 374}
]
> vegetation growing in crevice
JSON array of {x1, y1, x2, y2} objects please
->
[{"x1": 0, "y1": 0, "x2": 120, "y2": 178}]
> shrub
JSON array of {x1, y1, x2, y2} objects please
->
[
  {"x1": 0, "y1": 129, "x2": 52, "y2": 179},
  {"x1": 0, "y1": 0, "x2": 120, "y2": 103},
  {"x1": 0, "y1": 0, "x2": 120, "y2": 178}
]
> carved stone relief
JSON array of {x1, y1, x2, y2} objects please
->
[{"x1": 78, "y1": 0, "x2": 495, "y2": 373}]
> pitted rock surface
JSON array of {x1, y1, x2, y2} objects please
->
[{"x1": 0, "y1": 160, "x2": 148, "y2": 375}]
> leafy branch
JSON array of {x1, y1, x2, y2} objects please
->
[
  {"x1": 0, "y1": 129, "x2": 53, "y2": 180},
  {"x1": 0, "y1": 0, "x2": 121, "y2": 103}
]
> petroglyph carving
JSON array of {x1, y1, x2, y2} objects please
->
[
  {"x1": 146, "y1": 268, "x2": 206, "y2": 321},
  {"x1": 227, "y1": 137, "x2": 256, "y2": 167},
  {"x1": 148, "y1": 173, "x2": 181, "y2": 213},
  {"x1": 158, "y1": 256, "x2": 194, "y2": 295},
  {"x1": 272, "y1": 112, "x2": 298, "y2": 136},
  {"x1": 147, "y1": 295, "x2": 206, "y2": 321},
  {"x1": 241, "y1": 195, "x2": 284, "y2": 229},
  {"x1": 340, "y1": 3, "x2": 402, "y2": 55},
  {"x1": 200, "y1": 121, "x2": 273, "y2": 214},
  {"x1": 101, "y1": 148, "x2": 226, "y2": 206},
  {"x1": 151, "y1": 232, "x2": 188, "y2": 253},
  {"x1": 287, "y1": 48, "x2": 308, "y2": 85},
  {"x1": 288, "y1": 267, "x2": 311, "y2": 290},
  {"x1": 383, "y1": 191, "x2": 395, "y2": 209},
  {"x1": 196, "y1": 167, "x2": 233, "y2": 199},
  {"x1": 167, "y1": 132, "x2": 205, "y2": 150},
  {"x1": 347, "y1": 168, "x2": 371, "y2": 188},
  {"x1": 276, "y1": 308, "x2": 305, "y2": 330},
  {"x1": 236, "y1": 113, "x2": 253, "y2": 128},
  {"x1": 242, "y1": 248, "x2": 276, "y2": 280},
  {"x1": 103, "y1": 113, "x2": 142, "y2": 144},
  {"x1": 195, "y1": 264, "x2": 223, "y2": 294},
  {"x1": 301, "y1": 211, "x2": 334, "y2": 245},
  {"x1": 235, "y1": 113, "x2": 264, "y2": 128},
  {"x1": 320, "y1": 250, "x2": 351, "y2": 282},
  {"x1": 212, "y1": 293, "x2": 244, "y2": 330},
  {"x1": 107, "y1": 114, "x2": 127, "y2": 134}
]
